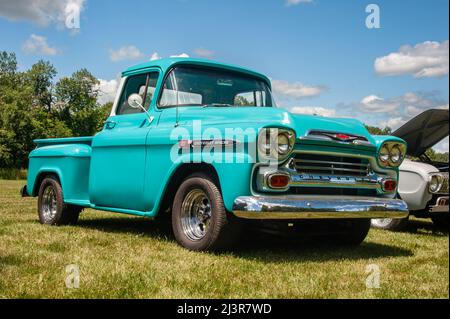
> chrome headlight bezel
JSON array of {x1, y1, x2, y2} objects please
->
[
  {"x1": 378, "y1": 142, "x2": 406, "y2": 168},
  {"x1": 428, "y1": 173, "x2": 444, "y2": 194},
  {"x1": 258, "y1": 128, "x2": 296, "y2": 163}
]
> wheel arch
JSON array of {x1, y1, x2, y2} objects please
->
[
  {"x1": 32, "y1": 169, "x2": 63, "y2": 196},
  {"x1": 156, "y1": 162, "x2": 221, "y2": 218}
]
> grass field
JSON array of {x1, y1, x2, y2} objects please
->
[{"x1": 0, "y1": 179, "x2": 448, "y2": 299}]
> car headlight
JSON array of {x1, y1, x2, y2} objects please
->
[
  {"x1": 379, "y1": 145, "x2": 390, "y2": 164},
  {"x1": 429, "y1": 174, "x2": 444, "y2": 193},
  {"x1": 378, "y1": 142, "x2": 406, "y2": 167},
  {"x1": 389, "y1": 145, "x2": 403, "y2": 164},
  {"x1": 258, "y1": 128, "x2": 295, "y2": 162}
]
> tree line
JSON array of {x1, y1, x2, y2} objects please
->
[
  {"x1": 0, "y1": 51, "x2": 111, "y2": 169},
  {"x1": 0, "y1": 51, "x2": 447, "y2": 171}
]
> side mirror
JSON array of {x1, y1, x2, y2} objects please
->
[
  {"x1": 126, "y1": 93, "x2": 154, "y2": 124},
  {"x1": 128, "y1": 93, "x2": 144, "y2": 109}
]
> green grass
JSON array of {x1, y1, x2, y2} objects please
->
[
  {"x1": 0, "y1": 179, "x2": 448, "y2": 298},
  {"x1": 0, "y1": 168, "x2": 27, "y2": 180}
]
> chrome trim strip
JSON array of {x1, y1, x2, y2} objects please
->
[
  {"x1": 294, "y1": 159, "x2": 370, "y2": 167},
  {"x1": 294, "y1": 165, "x2": 369, "y2": 174},
  {"x1": 233, "y1": 195, "x2": 409, "y2": 220},
  {"x1": 298, "y1": 135, "x2": 375, "y2": 148}
]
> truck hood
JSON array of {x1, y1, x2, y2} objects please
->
[
  {"x1": 392, "y1": 109, "x2": 449, "y2": 157},
  {"x1": 400, "y1": 158, "x2": 439, "y2": 176},
  {"x1": 178, "y1": 106, "x2": 374, "y2": 143},
  {"x1": 289, "y1": 113, "x2": 373, "y2": 141}
]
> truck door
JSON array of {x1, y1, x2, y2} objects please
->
[{"x1": 89, "y1": 71, "x2": 159, "y2": 211}]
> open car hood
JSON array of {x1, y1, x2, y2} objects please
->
[{"x1": 392, "y1": 109, "x2": 449, "y2": 157}]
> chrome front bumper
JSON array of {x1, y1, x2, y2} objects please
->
[
  {"x1": 232, "y1": 195, "x2": 409, "y2": 220},
  {"x1": 429, "y1": 196, "x2": 449, "y2": 213}
]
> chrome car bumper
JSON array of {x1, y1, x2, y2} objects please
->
[
  {"x1": 232, "y1": 195, "x2": 409, "y2": 219},
  {"x1": 429, "y1": 196, "x2": 449, "y2": 213}
]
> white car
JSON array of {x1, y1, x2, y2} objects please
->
[{"x1": 372, "y1": 109, "x2": 449, "y2": 230}]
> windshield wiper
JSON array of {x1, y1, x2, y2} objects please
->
[{"x1": 202, "y1": 103, "x2": 234, "y2": 108}]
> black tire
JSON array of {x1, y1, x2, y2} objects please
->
[
  {"x1": 431, "y1": 215, "x2": 449, "y2": 230},
  {"x1": 37, "y1": 176, "x2": 82, "y2": 225},
  {"x1": 172, "y1": 173, "x2": 241, "y2": 251},
  {"x1": 371, "y1": 216, "x2": 409, "y2": 231},
  {"x1": 323, "y1": 219, "x2": 371, "y2": 246}
]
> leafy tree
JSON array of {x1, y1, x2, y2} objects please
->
[
  {"x1": 425, "y1": 148, "x2": 449, "y2": 163},
  {"x1": 54, "y1": 69, "x2": 103, "y2": 136},
  {"x1": 27, "y1": 60, "x2": 57, "y2": 111},
  {"x1": 0, "y1": 51, "x2": 17, "y2": 78},
  {"x1": 365, "y1": 125, "x2": 392, "y2": 136}
]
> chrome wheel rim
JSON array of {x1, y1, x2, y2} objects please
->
[
  {"x1": 180, "y1": 189, "x2": 212, "y2": 241},
  {"x1": 42, "y1": 185, "x2": 58, "y2": 221},
  {"x1": 371, "y1": 218, "x2": 393, "y2": 228}
]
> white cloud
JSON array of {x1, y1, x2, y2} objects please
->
[
  {"x1": 271, "y1": 79, "x2": 326, "y2": 99},
  {"x1": 360, "y1": 94, "x2": 400, "y2": 113},
  {"x1": 96, "y1": 78, "x2": 119, "y2": 105},
  {"x1": 290, "y1": 106, "x2": 336, "y2": 117},
  {"x1": 170, "y1": 53, "x2": 190, "y2": 58},
  {"x1": 374, "y1": 40, "x2": 449, "y2": 78},
  {"x1": 379, "y1": 117, "x2": 405, "y2": 130},
  {"x1": 0, "y1": 0, "x2": 85, "y2": 28},
  {"x1": 22, "y1": 34, "x2": 59, "y2": 56},
  {"x1": 109, "y1": 46, "x2": 146, "y2": 62},
  {"x1": 149, "y1": 52, "x2": 190, "y2": 61},
  {"x1": 285, "y1": 0, "x2": 313, "y2": 6},
  {"x1": 150, "y1": 52, "x2": 161, "y2": 61},
  {"x1": 193, "y1": 48, "x2": 214, "y2": 58},
  {"x1": 340, "y1": 92, "x2": 449, "y2": 130}
]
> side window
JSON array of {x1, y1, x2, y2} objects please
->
[
  {"x1": 234, "y1": 91, "x2": 267, "y2": 106},
  {"x1": 116, "y1": 72, "x2": 158, "y2": 115}
]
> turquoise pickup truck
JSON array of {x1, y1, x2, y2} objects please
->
[{"x1": 22, "y1": 58, "x2": 408, "y2": 251}]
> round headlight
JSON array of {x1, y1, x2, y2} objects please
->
[
  {"x1": 429, "y1": 174, "x2": 443, "y2": 193},
  {"x1": 258, "y1": 128, "x2": 295, "y2": 162},
  {"x1": 379, "y1": 145, "x2": 390, "y2": 164},
  {"x1": 277, "y1": 133, "x2": 290, "y2": 155},
  {"x1": 389, "y1": 145, "x2": 402, "y2": 164}
]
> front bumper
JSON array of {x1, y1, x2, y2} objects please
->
[
  {"x1": 429, "y1": 196, "x2": 449, "y2": 213},
  {"x1": 233, "y1": 195, "x2": 409, "y2": 219}
]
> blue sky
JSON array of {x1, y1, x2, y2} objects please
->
[{"x1": 0, "y1": 0, "x2": 448, "y2": 151}]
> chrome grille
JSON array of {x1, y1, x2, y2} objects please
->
[
  {"x1": 440, "y1": 173, "x2": 449, "y2": 194},
  {"x1": 293, "y1": 154, "x2": 371, "y2": 177}
]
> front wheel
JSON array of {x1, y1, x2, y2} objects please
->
[
  {"x1": 172, "y1": 174, "x2": 241, "y2": 251},
  {"x1": 371, "y1": 216, "x2": 409, "y2": 231},
  {"x1": 38, "y1": 176, "x2": 82, "y2": 225}
]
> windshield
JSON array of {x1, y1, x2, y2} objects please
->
[{"x1": 159, "y1": 66, "x2": 274, "y2": 108}]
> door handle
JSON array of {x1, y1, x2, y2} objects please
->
[{"x1": 104, "y1": 120, "x2": 116, "y2": 129}]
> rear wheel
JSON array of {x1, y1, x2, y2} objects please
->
[
  {"x1": 371, "y1": 216, "x2": 409, "y2": 231},
  {"x1": 38, "y1": 176, "x2": 82, "y2": 225},
  {"x1": 172, "y1": 174, "x2": 241, "y2": 251}
]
